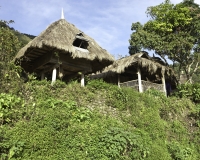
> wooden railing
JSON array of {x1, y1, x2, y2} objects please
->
[{"x1": 119, "y1": 80, "x2": 164, "y2": 92}]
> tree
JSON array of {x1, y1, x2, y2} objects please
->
[
  {"x1": 0, "y1": 20, "x2": 20, "y2": 63},
  {"x1": 0, "y1": 20, "x2": 22, "y2": 92},
  {"x1": 129, "y1": 0, "x2": 200, "y2": 83}
]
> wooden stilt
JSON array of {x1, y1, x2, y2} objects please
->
[
  {"x1": 137, "y1": 68, "x2": 143, "y2": 92},
  {"x1": 41, "y1": 72, "x2": 45, "y2": 80},
  {"x1": 162, "y1": 74, "x2": 167, "y2": 96},
  {"x1": 118, "y1": 74, "x2": 120, "y2": 88},
  {"x1": 59, "y1": 65, "x2": 64, "y2": 79},
  {"x1": 81, "y1": 73, "x2": 85, "y2": 87},
  {"x1": 51, "y1": 68, "x2": 57, "y2": 85}
]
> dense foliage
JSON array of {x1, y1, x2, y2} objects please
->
[
  {"x1": 0, "y1": 21, "x2": 33, "y2": 47},
  {"x1": 129, "y1": 0, "x2": 200, "y2": 82},
  {"x1": 0, "y1": 78, "x2": 199, "y2": 159},
  {"x1": 0, "y1": 21, "x2": 20, "y2": 63},
  {"x1": 174, "y1": 83, "x2": 200, "y2": 102}
]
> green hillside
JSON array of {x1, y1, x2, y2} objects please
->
[
  {"x1": 0, "y1": 21, "x2": 35, "y2": 48},
  {"x1": 0, "y1": 78, "x2": 199, "y2": 160}
]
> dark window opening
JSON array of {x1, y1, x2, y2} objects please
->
[{"x1": 73, "y1": 38, "x2": 89, "y2": 49}]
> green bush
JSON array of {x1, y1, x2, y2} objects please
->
[
  {"x1": 0, "y1": 93, "x2": 24, "y2": 124},
  {"x1": 107, "y1": 86, "x2": 140, "y2": 110},
  {"x1": 87, "y1": 79, "x2": 115, "y2": 91},
  {"x1": 1, "y1": 99, "x2": 93, "y2": 159},
  {"x1": 0, "y1": 77, "x2": 199, "y2": 159},
  {"x1": 99, "y1": 127, "x2": 151, "y2": 160},
  {"x1": 146, "y1": 140, "x2": 171, "y2": 160},
  {"x1": 167, "y1": 141, "x2": 194, "y2": 160},
  {"x1": 0, "y1": 93, "x2": 157, "y2": 159},
  {"x1": 174, "y1": 83, "x2": 200, "y2": 103}
]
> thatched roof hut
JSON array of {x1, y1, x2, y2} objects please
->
[
  {"x1": 92, "y1": 52, "x2": 173, "y2": 77},
  {"x1": 91, "y1": 52, "x2": 177, "y2": 92},
  {"x1": 14, "y1": 17, "x2": 114, "y2": 83}
]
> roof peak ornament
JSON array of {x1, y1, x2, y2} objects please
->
[{"x1": 61, "y1": 8, "x2": 65, "y2": 19}]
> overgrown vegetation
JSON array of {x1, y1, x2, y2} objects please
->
[
  {"x1": 174, "y1": 83, "x2": 200, "y2": 103},
  {"x1": 0, "y1": 20, "x2": 33, "y2": 47},
  {"x1": 0, "y1": 1, "x2": 200, "y2": 159},
  {"x1": 0, "y1": 78, "x2": 199, "y2": 159}
]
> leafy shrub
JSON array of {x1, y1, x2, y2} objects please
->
[
  {"x1": 107, "y1": 86, "x2": 139, "y2": 110},
  {"x1": 8, "y1": 141, "x2": 25, "y2": 159},
  {"x1": 0, "y1": 127, "x2": 10, "y2": 160},
  {"x1": 87, "y1": 79, "x2": 115, "y2": 91},
  {"x1": 22, "y1": 78, "x2": 53, "y2": 104},
  {"x1": 1, "y1": 99, "x2": 94, "y2": 159},
  {"x1": 36, "y1": 98, "x2": 92, "y2": 123},
  {"x1": 51, "y1": 79, "x2": 67, "y2": 88},
  {"x1": 145, "y1": 140, "x2": 171, "y2": 160},
  {"x1": 190, "y1": 104, "x2": 200, "y2": 123},
  {"x1": 0, "y1": 63, "x2": 24, "y2": 94},
  {"x1": 0, "y1": 75, "x2": 199, "y2": 159},
  {"x1": 99, "y1": 127, "x2": 151, "y2": 159},
  {"x1": 0, "y1": 93, "x2": 24, "y2": 124},
  {"x1": 167, "y1": 141, "x2": 193, "y2": 160},
  {"x1": 145, "y1": 88, "x2": 166, "y2": 98},
  {"x1": 174, "y1": 83, "x2": 200, "y2": 103}
]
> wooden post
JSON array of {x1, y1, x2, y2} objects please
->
[
  {"x1": 81, "y1": 73, "x2": 85, "y2": 87},
  {"x1": 41, "y1": 72, "x2": 45, "y2": 80},
  {"x1": 137, "y1": 68, "x2": 143, "y2": 93},
  {"x1": 118, "y1": 74, "x2": 120, "y2": 88},
  {"x1": 51, "y1": 68, "x2": 57, "y2": 85},
  {"x1": 162, "y1": 74, "x2": 167, "y2": 96},
  {"x1": 58, "y1": 65, "x2": 64, "y2": 79}
]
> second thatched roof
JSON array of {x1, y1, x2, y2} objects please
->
[{"x1": 91, "y1": 52, "x2": 175, "y2": 78}]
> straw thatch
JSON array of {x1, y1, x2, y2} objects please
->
[
  {"x1": 91, "y1": 52, "x2": 175, "y2": 79},
  {"x1": 14, "y1": 19, "x2": 114, "y2": 74}
]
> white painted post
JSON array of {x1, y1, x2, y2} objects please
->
[
  {"x1": 162, "y1": 74, "x2": 167, "y2": 96},
  {"x1": 51, "y1": 68, "x2": 57, "y2": 85},
  {"x1": 41, "y1": 73, "x2": 45, "y2": 80},
  {"x1": 137, "y1": 68, "x2": 143, "y2": 93},
  {"x1": 81, "y1": 73, "x2": 85, "y2": 87},
  {"x1": 118, "y1": 74, "x2": 120, "y2": 88}
]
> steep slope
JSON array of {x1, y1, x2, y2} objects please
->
[
  {"x1": 0, "y1": 21, "x2": 35, "y2": 47},
  {"x1": 0, "y1": 79, "x2": 199, "y2": 160}
]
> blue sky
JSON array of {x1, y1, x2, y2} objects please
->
[{"x1": 1, "y1": 0, "x2": 199, "y2": 59}]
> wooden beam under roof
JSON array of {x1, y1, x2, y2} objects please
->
[
  {"x1": 50, "y1": 53, "x2": 92, "y2": 72},
  {"x1": 25, "y1": 48, "x2": 35, "y2": 56},
  {"x1": 124, "y1": 70, "x2": 137, "y2": 74},
  {"x1": 27, "y1": 49, "x2": 92, "y2": 75},
  {"x1": 31, "y1": 52, "x2": 53, "y2": 71},
  {"x1": 26, "y1": 45, "x2": 55, "y2": 59},
  {"x1": 50, "y1": 58, "x2": 92, "y2": 72}
]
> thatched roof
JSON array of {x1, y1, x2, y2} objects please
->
[
  {"x1": 14, "y1": 19, "x2": 114, "y2": 73},
  {"x1": 91, "y1": 52, "x2": 175, "y2": 78}
]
